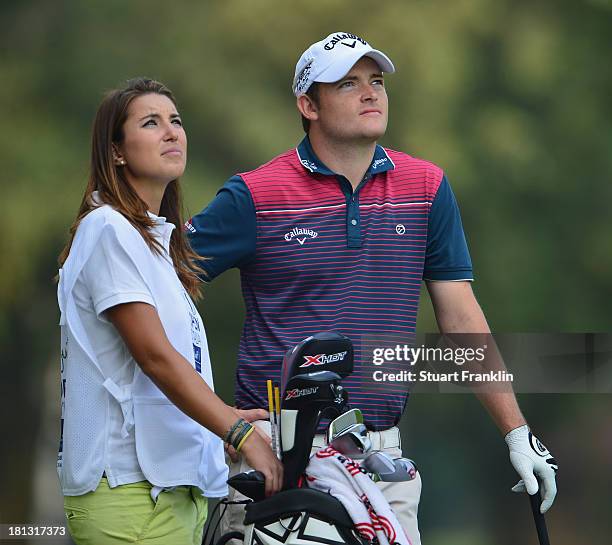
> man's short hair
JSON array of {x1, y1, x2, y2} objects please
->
[{"x1": 301, "y1": 83, "x2": 320, "y2": 133}]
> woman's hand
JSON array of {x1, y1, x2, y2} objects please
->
[{"x1": 239, "y1": 430, "x2": 284, "y2": 497}]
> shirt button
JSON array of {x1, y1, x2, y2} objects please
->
[{"x1": 351, "y1": 219, "x2": 358, "y2": 226}]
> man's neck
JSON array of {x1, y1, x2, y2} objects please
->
[{"x1": 308, "y1": 132, "x2": 376, "y2": 190}]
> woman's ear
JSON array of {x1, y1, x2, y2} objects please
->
[{"x1": 112, "y1": 144, "x2": 126, "y2": 166}]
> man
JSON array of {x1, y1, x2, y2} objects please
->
[{"x1": 188, "y1": 32, "x2": 558, "y2": 544}]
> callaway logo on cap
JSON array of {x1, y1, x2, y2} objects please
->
[{"x1": 292, "y1": 32, "x2": 395, "y2": 96}]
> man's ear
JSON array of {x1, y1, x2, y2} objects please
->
[{"x1": 296, "y1": 94, "x2": 319, "y2": 123}]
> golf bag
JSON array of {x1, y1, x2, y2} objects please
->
[{"x1": 224, "y1": 331, "x2": 366, "y2": 545}]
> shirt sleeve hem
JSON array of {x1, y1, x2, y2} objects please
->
[
  {"x1": 94, "y1": 292, "x2": 156, "y2": 318},
  {"x1": 423, "y1": 269, "x2": 474, "y2": 281}
]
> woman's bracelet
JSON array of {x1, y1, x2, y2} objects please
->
[
  {"x1": 224, "y1": 418, "x2": 254, "y2": 450},
  {"x1": 225, "y1": 418, "x2": 247, "y2": 444},
  {"x1": 235, "y1": 425, "x2": 255, "y2": 452},
  {"x1": 231, "y1": 421, "x2": 253, "y2": 449}
]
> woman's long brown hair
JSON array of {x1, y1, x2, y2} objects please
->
[{"x1": 58, "y1": 78, "x2": 203, "y2": 299}]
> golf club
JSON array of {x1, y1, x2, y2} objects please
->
[
  {"x1": 326, "y1": 408, "x2": 363, "y2": 443},
  {"x1": 528, "y1": 479, "x2": 551, "y2": 545},
  {"x1": 361, "y1": 451, "x2": 396, "y2": 475},
  {"x1": 328, "y1": 423, "x2": 372, "y2": 458},
  {"x1": 372, "y1": 457, "x2": 418, "y2": 482}
]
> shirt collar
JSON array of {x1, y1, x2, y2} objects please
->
[
  {"x1": 147, "y1": 211, "x2": 175, "y2": 253},
  {"x1": 146, "y1": 210, "x2": 168, "y2": 226},
  {"x1": 295, "y1": 136, "x2": 395, "y2": 177},
  {"x1": 91, "y1": 191, "x2": 174, "y2": 251}
]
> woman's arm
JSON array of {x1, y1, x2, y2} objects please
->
[{"x1": 106, "y1": 301, "x2": 283, "y2": 496}]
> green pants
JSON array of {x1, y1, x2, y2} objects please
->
[{"x1": 64, "y1": 478, "x2": 208, "y2": 545}]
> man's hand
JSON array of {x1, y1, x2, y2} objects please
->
[
  {"x1": 225, "y1": 408, "x2": 272, "y2": 463},
  {"x1": 505, "y1": 425, "x2": 558, "y2": 513}
]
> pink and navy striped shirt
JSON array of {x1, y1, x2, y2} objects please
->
[{"x1": 188, "y1": 137, "x2": 472, "y2": 429}]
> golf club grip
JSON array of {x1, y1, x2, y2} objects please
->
[{"x1": 529, "y1": 489, "x2": 550, "y2": 545}]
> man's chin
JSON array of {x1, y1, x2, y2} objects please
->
[
  {"x1": 354, "y1": 127, "x2": 387, "y2": 144},
  {"x1": 360, "y1": 121, "x2": 387, "y2": 141}
]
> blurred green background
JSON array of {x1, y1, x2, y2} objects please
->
[{"x1": 1, "y1": 0, "x2": 611, "y2": 543}]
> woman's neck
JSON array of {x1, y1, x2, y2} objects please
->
[{"x1": 127, "y1": 178, "x2": 167, "y2": 216}]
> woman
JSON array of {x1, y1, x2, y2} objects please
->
[{"x1": 57, "y1": 78, "x2": 282, "y2": 545}]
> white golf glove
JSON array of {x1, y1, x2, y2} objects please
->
[{"x1": 505, "y1": 424, "x2": 558, "y2": 513}]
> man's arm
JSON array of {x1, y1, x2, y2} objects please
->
[
  {"x1": 186, "y1": 175, "x2": 257, "y2": 280},
  {"x1": 427, "y1": 280, "x2": 558, "y2": 513},
  {"x1": 426, "y1": 280, "x2": 526, "y2": 435}
]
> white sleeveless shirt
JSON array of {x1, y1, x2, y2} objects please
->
[{"x1": 57, "y1": 202, "x2": 228, "y2": 497}]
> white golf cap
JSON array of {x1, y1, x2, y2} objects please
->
[{"x1": 292, "y1": 32, "x2": 395, "y2": 97}]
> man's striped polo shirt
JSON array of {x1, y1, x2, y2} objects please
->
[{"x1": 188, "y1": 137, "x2": 473, "y2": 430}]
